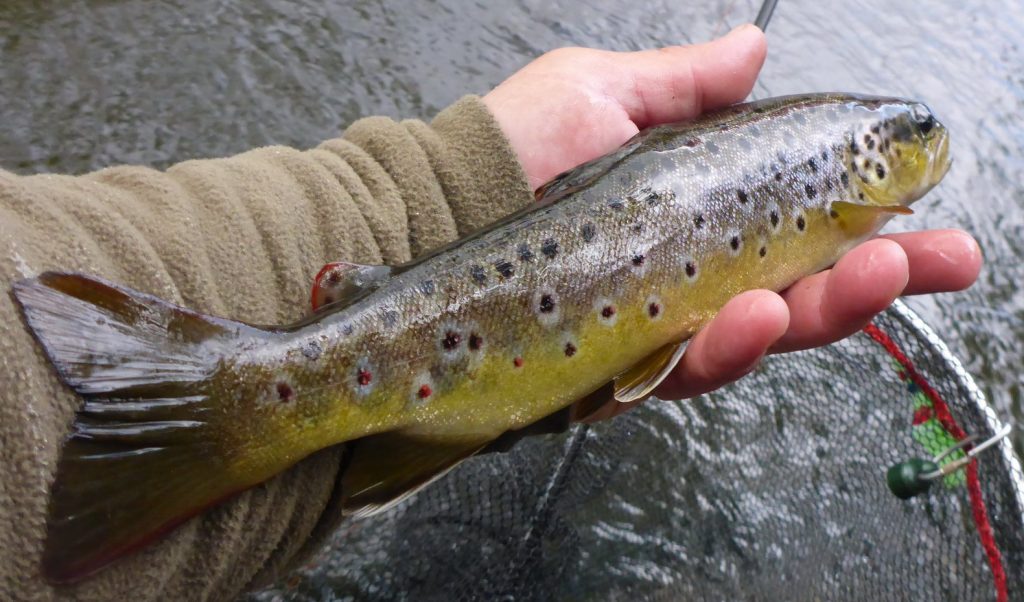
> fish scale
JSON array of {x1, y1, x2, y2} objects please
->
[{"x1": 12, "y1": 92, "x2": 949, "y2": 582}]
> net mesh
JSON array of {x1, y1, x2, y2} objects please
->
[{"x1": 252, "y1": 300, "x2": 1024, "y2": 601}]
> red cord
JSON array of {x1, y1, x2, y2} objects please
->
[{"x1": 863, "y1": 323, "x2": 1008, "y2": 602}]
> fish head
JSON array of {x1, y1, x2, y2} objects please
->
[{"x1": 851, "y1": 99, "x2": 951, "y2": 209}]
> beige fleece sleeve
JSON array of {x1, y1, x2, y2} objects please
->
[{"x1": 0, "y1": 95, "x2": 532, "y2": 602}]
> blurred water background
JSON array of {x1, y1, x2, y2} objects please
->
[{"x1": 1, "y1": 0, "x2": 1022, "y2": 598}]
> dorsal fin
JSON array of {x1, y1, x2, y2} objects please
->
[{"x1": 310, "y1": 262, "x2": 392, "y2": 312}]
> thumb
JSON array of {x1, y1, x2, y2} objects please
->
[{"x1": 609, "y1": 24, "x2": 767, "y2": 128}]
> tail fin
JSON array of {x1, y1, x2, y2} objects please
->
[{"x1": 13, "y1": 273, "x2": 259, "y2": 583}]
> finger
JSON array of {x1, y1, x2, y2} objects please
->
[
  {"x1": 652, "y1": 289, "x2": 789, "y2": 400},
  {"x1": 771, "y1": 238, "x2": 909, "y2": 354},
  {"x1": 610, "y1": 24, "x2": 767, "y2": 128},
  {"x1": 880, "y1": 229, "x2": 982, "y2": 295}
]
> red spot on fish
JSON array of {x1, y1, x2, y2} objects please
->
[
  {"x1": 601, "y1": 305, "x2": 616, "y2": 319},
  {"x1": 357, "y1": 369, "x2": 372, "y2": 386},
  {"x1": 564, "y1": 342, "x2": 577, "y2": 357},
  {"x1": 276, "y1": 382, "x2": 294, "y2": 402},
  {"x1": 648, "y1": 303, "x2": 661, "y2": 318},
  {"x1": 513, "y1": 356, "x2": 524, "y2": 368},
  {"x1": 417, "y1": 384, "x2": 433, "y2": 399},
  {"x1": 469, "y1": 333, "x2": 483, "y2": 351}
]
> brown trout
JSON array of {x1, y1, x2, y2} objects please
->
[{"x1": 13, "y1": 94, "x2": 950, "y2": 582}]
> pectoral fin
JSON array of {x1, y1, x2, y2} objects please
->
[
  {"x1": 613, "y1": 341, "x2": 688, "y2": 403},
  {"x1": 831, "y1": 201, "x2": 913, "y2": 232},
  {"x1": 340, "y1": 432, "x2": 491, "y2": 517}
]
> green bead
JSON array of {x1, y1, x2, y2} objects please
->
[{"x1": 887, "y1": 458, "x2": 940, "y2": 499}]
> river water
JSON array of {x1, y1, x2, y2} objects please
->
[{"x1": 1, "y1": 0, "x2": 1022, "y2": 598}]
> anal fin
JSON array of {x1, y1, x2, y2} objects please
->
[
  {"x1": 340, "y1": 432, "x2": 491, "y2": 518},
  {"x1": 614, "y1": 341, "x2": 688, "y2": 403}
]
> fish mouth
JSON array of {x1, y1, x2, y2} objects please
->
[
  {"x1": 931, "y1": 127, "x2": 952, "y2": 185},
  {"x1": 904, "y1": 126, "x2": 951, "y2": 207}
]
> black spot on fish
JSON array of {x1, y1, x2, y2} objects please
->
[
  {"x1": 822, "y1": 149, "x2": 829, "y2": 161},
  {"x1": 581, "y1": 223, "x2": 596, "y2": 242},
  {"x1": 495, "y1": 260, "x2": 514, "y2": 278},
  {"x1": 840, "y1": 172, "x2": 850, "y2": 187},
  {"x1": 875, "y1": 164, "x2": 886, "y2": 179},
  {"x1": 601, "y1": 305, "x2": 616, "y2": 318},
  {"x1": 805, "y1": 183, "x2": 817, "y2": 199},
  {"x1": 737, "y1": 190, "x2": 749, "y2": 204},
  {"x1": 632, "y1": 223, "x2": 644, "y2": 234},
  {"x1": 859, "y1": 192, "x2": 866, "y2": 201},
  {"x1": 796, "y1": 215, "x2": 807, "y2": 231},
  {"x1": 470, "y1": 265, "x2": 487, "y2": 284},
  {"x1": 301, "y1": 340, "x2": 322, "y2": 361},
  {"x1": 539, "y1": 294, "x2": 556, "y2": 313},
  {"x1": 632, "y1": 254, "x2": 645, "y2": 266},
  {"x1": 759, "y1": 246, "x2": 767, "y2": 257},
  {"x1": 564, "y1": 342, "x2": 577, "y2": 357},
  {"x1": 826, "y1": 179, "x2": 834, "y2": 191},
  {"x1": 518, "y1": 243, "x2": 534, "y2": 262},
  {"x1": 871, "y1": 124, "x2": 880, "y2": 134},
  {"x1": 851, "y1": 140, "x2": 860, "y2": 155},
  {"x1": 469, "y1": 333, "x2": 483, "y2": 351},
  {"x1": 808, "y1": 158, "x2": 817, "y2": 173},
  {"x1": 342, "y1": 324, "x2": 354, "y2": 336},
  {"x1": 685, "y1": 262, "x2": 697, "y2": 278},
  {"x1": 770, "y1": 211, "x2": 780, "y2": 228},
  {"x1": 609, "y1": 199, "x2": 625, "y2": 211},
  {"x1": 648, "y1": 302, "x2": 661, "y2": 318},
  {"x1": 774, "y1": 171, "x2": 783, "y2": 181},
  {"x1": 419, "y1": 280, "x2": 436, "y2": 295},
  {"x1": 694, "y1": 214, "x2": 706, "y2": 229},
  {"x1": 730, "y1": 236, "x2": 740, "y2": 251},
  {"x1": 864, "y1": 134, "x2": 872, "y2": 145},
  {"x1": 830, "y1": 208, "x2": 840, "y2": 219},
  {"x1": 276, "y1": 382, "x2": 294, "y2": 402},
  {"x1": 541, "y1": 238, "x2": 559, "y2": 259},
  {"x1": 442, "y1": 330, "x2": 462, "y2": 351},
  {"x1": 641, "y1": 189, "x2": 660, "y2": 206},
  {"x1": 866, "y1": 137, "x2": 876, "y2": 151},
  {"x1": 382, "y1": 310, "x2": 399, "y2": 327}
]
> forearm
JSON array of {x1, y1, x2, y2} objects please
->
[{"x1": 0, "y1": 94, "x2": 531, "y2": 601}]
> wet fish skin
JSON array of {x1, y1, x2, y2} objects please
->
[{"x1": 13, "y1": 93, "x2": 950, "y2": 582}]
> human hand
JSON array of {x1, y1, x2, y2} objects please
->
[{"x1": 482, "y1": 25, "x2": 982, "y2": 417}]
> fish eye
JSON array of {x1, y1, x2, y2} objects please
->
[
  {"x1": 911, "y1": 104, "x2": 935, "y2": 135},
  {"x1": 918, "y1": 114, "x2": 935, "y2": 135}
]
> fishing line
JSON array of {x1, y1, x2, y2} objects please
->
[{"x1": 754, "y1": 0, "x2": 779, "y2": 31}]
